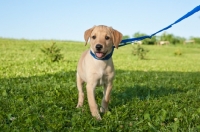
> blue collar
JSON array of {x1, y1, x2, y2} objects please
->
[{"x1": 90, "y1": 46, "x2": 114, "y2": 60}]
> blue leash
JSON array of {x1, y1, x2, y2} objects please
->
[
  {"x1": 91, "y1": 5, "x2": 200, "y2": 60},
  {"x1": 118, "y1": 5, "x2": 200, "y2": 48}
]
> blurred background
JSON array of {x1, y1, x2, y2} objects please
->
[{"x1": 0, "y1": 0, "x2": 199, "y2": 44}]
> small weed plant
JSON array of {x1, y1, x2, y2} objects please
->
[
  {"x1": 132, "y1": 44, "x2": 149, "y2": 59},
  {"x1": 174, "y1": 49, "x2": 182, "y2": 56},
  {"x1": 41, "y1": 42, "x2": 64, "y2": 62}
]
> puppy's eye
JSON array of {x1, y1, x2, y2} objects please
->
[
  {"x1": 105, "y1": 36, "x2": 110, "y2": 40},
  {"x1": 92, "y1": 35, "x2": 96, "y2": 39}
]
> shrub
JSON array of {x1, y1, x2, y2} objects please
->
[
  {"x1": 41, "y1": 42, "x2": 64, "y2": 62},
  {"x1": 174, "y1": 49, "x2": 182, "y2": 56},
  {"x1": 132, "y1": 45, "x2": 149, "y2": 59}
]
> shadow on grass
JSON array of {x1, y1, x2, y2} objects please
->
[
  {"x1": 0, "y1": 70, "x2": 199, "y2": 107},
  {"x1": 0, "y1": 70, "x2": 199, "y2": 130},
  {"x1": 110, "y1": 70, "x2": 200, "y2": 107}
]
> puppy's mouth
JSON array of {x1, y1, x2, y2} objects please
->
[{"x1": 95, "y1": 52, "x2": 107, "y2": 59}]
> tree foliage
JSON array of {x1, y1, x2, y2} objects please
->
[
  {"x1": 190, "y1": 37, "x2": 200, "y2": 44},
  {"x1": 133, "y1": 32, "x2": 156, "y2": 45},
  {"x1": 122, "y1": 35, "x2": 130, "y2": 40},
  {"x1": 132, "y1": 32, "x2": 199, "y2": 45},
  {"x1": 160, "y1": 32, "x2": 185, "y2": 44}
]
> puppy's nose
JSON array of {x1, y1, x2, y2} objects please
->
[{"x1": 96, "y1": 44, "x2": 103, "y2": 51}]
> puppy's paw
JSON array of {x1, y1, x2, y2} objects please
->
[
  {"x1": 100, "y1": 106, "x2": 108, "y2": 113},
  {"x1": 76, "y1": 103, "x2": 83, "y2": 108},
  {"x1": 100, "y1": 107, "x2": 105, "y2": 113},
  {"x1": 92, "y1": 111, "x2": 102, "y2": 120}
]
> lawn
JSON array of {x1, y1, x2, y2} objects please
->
[{"x1": 0, "y1": 38, "x2": 200, "y2": 131}]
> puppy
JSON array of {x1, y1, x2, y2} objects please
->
[{"x1": 76, "y1": 25, "x2": 122, "y2": 120}]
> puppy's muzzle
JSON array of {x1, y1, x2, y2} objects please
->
[
  {"x1": 96, "y1": 44, "x2": 103, "y2": 51},
  {"x1": 95, "y1": 44, "x2": 107, "y2": 58}
]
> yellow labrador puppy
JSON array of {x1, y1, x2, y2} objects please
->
[{"x1": 76, "y1": 25, "x2": 122, "y2": 120}]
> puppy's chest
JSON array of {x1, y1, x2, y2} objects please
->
[
  {"x1": 96, "y1": 70, "x2": 114, "y2": 86},
  {"x1": 97, "y1": 74, "x2": 108, "y2": 86}
]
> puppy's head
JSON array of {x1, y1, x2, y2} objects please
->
[{"x1": 84, "y1": 25, "x2": 122, "y2": 59}]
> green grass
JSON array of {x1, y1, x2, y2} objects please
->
[{"x1": 0, "y1": 38, "x2": 200, "y2": 131}]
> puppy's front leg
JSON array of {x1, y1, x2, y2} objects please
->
[
  {"x1": 76, "y1": 73, "x2": 84, "y2": 108},
  {"x1": 100, "y1": 83, "x2": 112, "y2": 113},
  {"x1": 86, "y1": 83, "x2": 101, "y2": 120}
]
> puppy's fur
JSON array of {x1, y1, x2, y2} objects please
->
[{"x1": 76, "y1": 25, "x2": 122, "y2": 120}]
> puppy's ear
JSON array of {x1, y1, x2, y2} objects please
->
[
  {"x1": 84, "y1": 26, "x2": 95, "y2": 46},
  {"x1": 112, "y1": 29, "x2": 122, "y2": 49}
]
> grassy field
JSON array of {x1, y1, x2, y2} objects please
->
[{"x1": 0, "y1": 38, "x2": 200, "y2": 131}]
